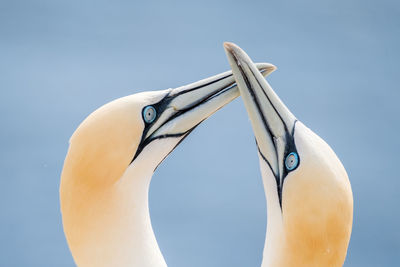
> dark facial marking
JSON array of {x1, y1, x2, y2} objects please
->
[
  {"x1": 130, "y1": 72, "x2": 235, "y2": 164},
  {"x1": 231, "y1": 54, "x2": 300, "y2": 208}
]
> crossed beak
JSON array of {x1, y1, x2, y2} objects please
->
[{"x1": 224, "y1": 42, "x2": 297, "y2": 205}]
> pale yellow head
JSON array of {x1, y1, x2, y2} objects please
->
[
  {"x1": 61, "y1": 94, "x2": 144, "y2": 192},
  {"x1": 60, "y1": 92, "x2": 159, "y2": 265},
  {"x1": 60, "y1": 64, "x2": 275, "y2": 267},
  {"x1": 224, "y1": 42, "x2": 353, "y2": 267},
  {"x1": 281, "y1": 122, "x2": 353, "y2": 266}
]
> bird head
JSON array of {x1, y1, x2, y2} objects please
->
[
  {"x1": 59, "y1": 65, "x2": 276, "y2": 266},
  {"x1": 224, "y1": 42, "x2": 353, "y2": 266},
  {"x1": 61, "y1": 65, "x2": 275, "y2": 191}
]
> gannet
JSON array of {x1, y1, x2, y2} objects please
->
[
  {"x1": 59, "y1": 64, "x2": 274, "y2": 267},
  {"x1": 224, "y1": 43, "x2": 353, "y2": 267}
]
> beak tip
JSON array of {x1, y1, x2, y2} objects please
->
[
  {"x1": 261, "y1": 63, "x2": 277, "y2": 75},
  {"x1": 224, "y1": 42, "x2": 277, "y2": 76},
  {"x1": 223, "y1": 42, "x2": 252, "y2": 65},
  {"x1": 223, "y1": 42, "x2": 242, "y2": 56},
  {"x1": 223, "y1": 42, "x2": 236, "y2": 51}
]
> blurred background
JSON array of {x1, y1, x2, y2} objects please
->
[{"x1": 1, "y1": 0, "x2": 399, "y2": 266}]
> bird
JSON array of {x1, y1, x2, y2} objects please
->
[
  {"x1": 59, "y1": 63, "x2": 275, "y2": 267},
  {"x1": 224, "y1": 43, "x2": 353, "y2": 267}
]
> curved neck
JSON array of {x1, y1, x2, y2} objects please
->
[
  {"x1": 60, "y1": 137, "x2": 181, "y2": 267},
  {"x1": 61, "y1": 163, "x2": 167, "y2": 267}
]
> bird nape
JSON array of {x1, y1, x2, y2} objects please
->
[
  {"x1": 224, "y1": 42, "x2": 353, "y2": 267},
  {"x1": 59, "y1": 63, "x2": 274, "y2": 267}
]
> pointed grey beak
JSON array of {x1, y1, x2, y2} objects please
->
[
  {"x1": 133, "y1": 62, "x2": 276, "y2": 162},
  {"x1": 224, "y1": 42, "x2": 297, "y2": 205},
  {"x1": 146, "y1": 62, "x2": 276, "y2": 139}
]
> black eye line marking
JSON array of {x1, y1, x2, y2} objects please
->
[
  {"x1": 232, "y1": 55, "x2": 300, "y2": 209},
  {"x1": 153, "y1": 122, "x2": 202, "y2": 172},
  {"x1": 235, "y1": 61, "x2": 282, "y2": 206},
  {"x1": 171, "y1": 72, "x2": 233, "y2": 97},
  {"x1": 247, "y1": 63, "x2": 301, "y2": 208},
  {"x1": 130, "y1": 72, "x2": 236, "y2": 164},
  {"x1": 257, "y1": 122, "x2": 299, "y2": 208},
  {"x1": 247, "y1": 64, "x2": 291, "y2": 136}
]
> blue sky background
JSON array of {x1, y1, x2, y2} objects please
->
[{"x1": 1, "y1": 0, "x2": 399, "y2": 266}]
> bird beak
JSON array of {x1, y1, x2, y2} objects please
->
[
  {"x1": 224, "y1": 42, "x2": 297, "y2": 202},
  {"x1": 132, "y1": 62, "x2": 276, "y2": 161}
]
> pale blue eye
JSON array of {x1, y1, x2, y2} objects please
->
[
  {"x1": 285, "y1": 152, "x2": 299, "y2": 171},
  {"x1": 143, "y1": 106, "x2": 156, "y2": 123}
]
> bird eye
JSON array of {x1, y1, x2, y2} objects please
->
[
  {"x1": 143, "y1": 106, "x2": 156, "y2": 123},
  {"x1": 285, "y1": 152, "x2": 299, "y2": 171}
]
